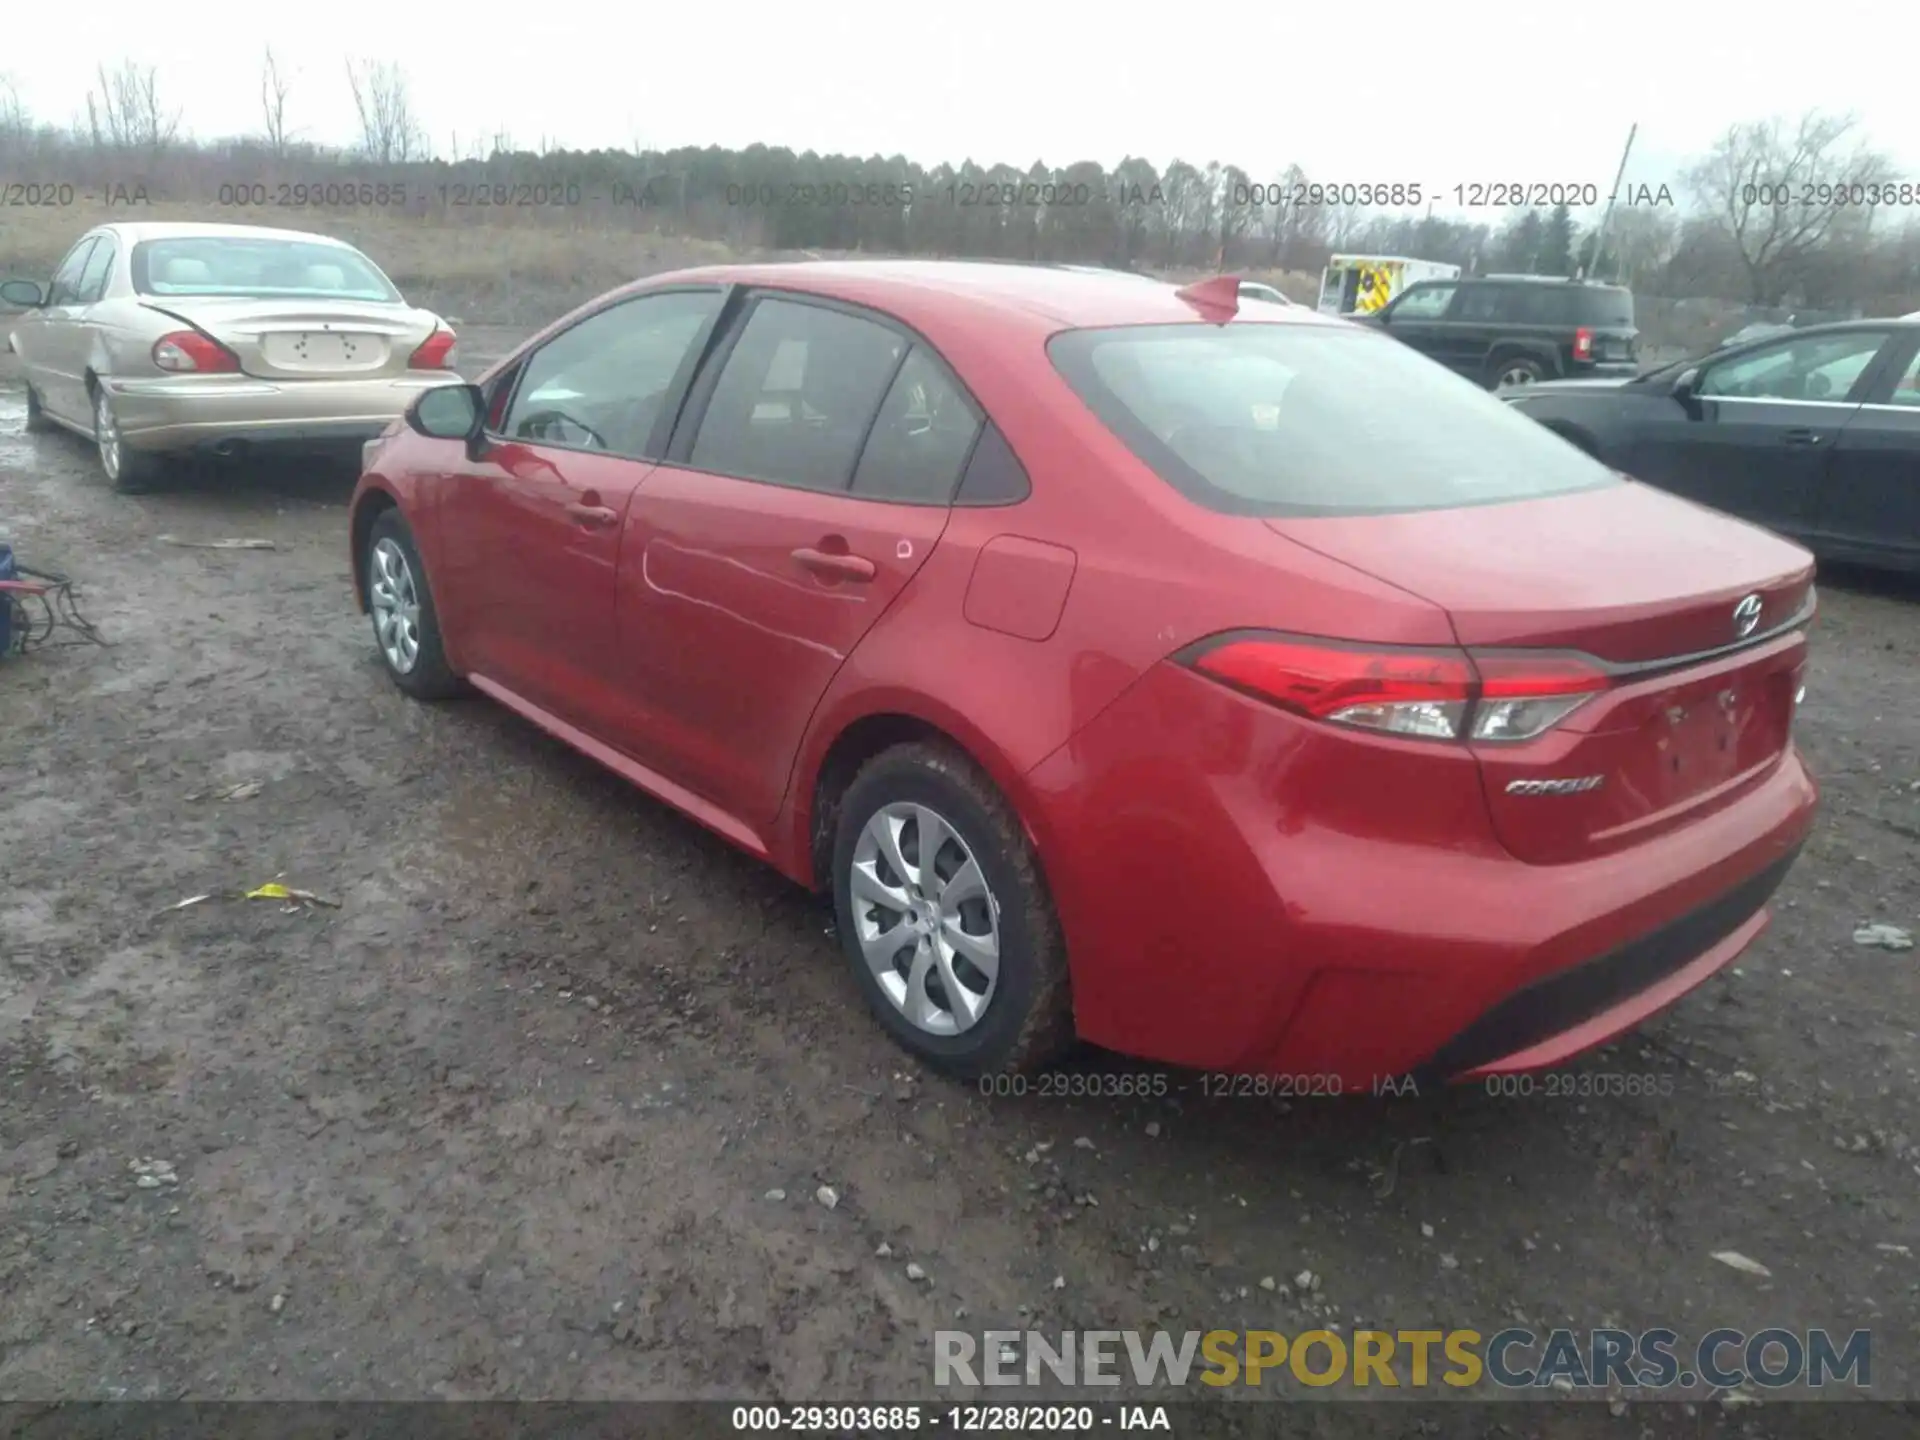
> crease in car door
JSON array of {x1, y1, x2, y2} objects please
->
[{"x1": 616, "y1": 297, "x2": 956, "y2": 828}]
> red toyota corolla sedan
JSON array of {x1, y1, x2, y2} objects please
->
[{"x1": 347, "y1": 261, "x2": 1818, "y2": 1086}]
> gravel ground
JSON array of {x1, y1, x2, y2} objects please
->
[{"x1": 2, "y1": 330, "x2": 1918, "y2": 1436}]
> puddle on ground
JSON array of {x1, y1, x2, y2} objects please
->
[{"x1": 0, "y1": 387, "x2": 32, "y2": 468}]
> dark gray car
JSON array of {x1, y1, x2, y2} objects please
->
[{"x1": 1501, "y1": 319, "x2": 1920, "y2": 570}]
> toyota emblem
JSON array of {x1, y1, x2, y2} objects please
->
[{"x1": 1732, "y1": 593, "x2": 1763, "y2": 638}]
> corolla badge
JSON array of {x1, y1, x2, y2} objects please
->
[
  {"x1": 1506, "y1": 776, "x2": 1606, "y2": 795},
  {"x1": 1732, "y1": 593, "x2": 1764, "y2": 638}
]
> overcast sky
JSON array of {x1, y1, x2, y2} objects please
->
[{"x1": 12, "y1": 0, "x2": 1913, "y2": 219}]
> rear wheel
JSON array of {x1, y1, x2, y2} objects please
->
[
  {"x1": 364, "y1": 509, "x2": 464, "y2": 700},
  {"x1": 92, "y1": 385, "x2": 164, "y2": 494},
  {"x1": 23, "y1": 384, "x2": 54, "y2": 433},
  {"x1": 831, "y1": 742, "x2": 1073, "y2": 1079},
  {"x1": 1490, "y1": 355, "x2": 1547, "y2": 390}
]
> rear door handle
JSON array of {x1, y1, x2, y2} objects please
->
[
  {"x1": 565, "y1": 502, "x2": 618, "y2": 528},
  {"x1": 791, "y1": 546, "x2": 876, "y2": 582},
  {"x1": 1781, "y1": 428, "x2": 1823, "y2": 446}
]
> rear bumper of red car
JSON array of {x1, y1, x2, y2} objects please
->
[
  {"x1": 1025, "y1": 661, "x2": 1818, "y2": 1088},
  {"x1": 1413, "y1": 842, "x2": 1797, "y2": 1082}
]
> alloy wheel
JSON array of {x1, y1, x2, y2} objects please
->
[{"x1": 94, "y1": 390, "x2": 122, "y2": 480}]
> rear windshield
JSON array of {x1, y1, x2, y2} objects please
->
[
  {"x1": 131, "y1": 237, "x2": 401, "y2": 302},
  {"x1": 1048, "y1": 322, "x2": 1621, "y2": 517}
]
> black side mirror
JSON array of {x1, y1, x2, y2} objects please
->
[
  {"x1": 408, "y1": 383, "x2": 484, "y2": 443},
  {"x1": 1670, "y1": 367, "x2": 1704, "y2": 416},
  {"x1": 0, "y1": 278, "x2": 47, "y2": 308}
]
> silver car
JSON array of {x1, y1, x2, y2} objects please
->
[
  {"x1": 1235, "y1": 281, "x2": 1294, "y2": 306},
  {"x1": 2, "y1": 221, "x2": 459, "y2": 492}
]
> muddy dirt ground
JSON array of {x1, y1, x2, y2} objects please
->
[{"x1": 2, "y1": 329, "x2": 1917, "y2": 1437}]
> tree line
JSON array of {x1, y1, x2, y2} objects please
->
[{"x1": 3, "y1": 61, "x2": 1918, "y2": 310}]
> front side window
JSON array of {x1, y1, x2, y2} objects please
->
[
  {"x1": 1049, "y1": 322, "x2": 1619, "y2": 517},
  {"x1": 1698, "y1": 330, "x2": 1889, "y2": 401},
  {"x1": 132, "y1": 237, "x2": 402, "y2": 302},
  {"x1": 503, "y1": 290, "x2": 722, "y2": 458},
  {"x1": 689, "y1": 297, "x2": 908, "y2": 492},
  {"x1": 47, "y1": 238, "x2": 99, "y2": 306},
  {"x1": 1390, "y1": 284, "x2": 1455, "y2": 320},
  {"x1": 75, "y1": 238, "x2": 116, "y2": 303}
]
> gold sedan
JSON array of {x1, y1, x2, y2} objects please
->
[{"x1": 2, "y1": 220, "x2": 460, "y2": 492}]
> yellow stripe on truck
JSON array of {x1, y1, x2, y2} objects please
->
[{"x1": 1353, "y1": 264, "x2": 1393, "y2": 313}]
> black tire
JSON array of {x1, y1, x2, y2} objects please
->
[
  {"x1": 363, "y1": 508, "x2": 464, "y2": 700},
  {"x1": 1488, "y1": 354, "x2": 1547, "y2": 390},
  {"x1": 831, "y1": 742, "x2": 1073, "y2": 1079},
  {"x1": 90, "y1": 384, "x2": 165, "y2": 494},
  {"x1": 23, "y1": 384, "x2": 54, "y2": 434}
]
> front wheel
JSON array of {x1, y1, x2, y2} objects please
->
[
  {"x1": 93, "y1": 385, "x2": 164, "y2": 493},
  {"x1": 831, "y1": 742, "x2": 1073, "y2": 1079},
  {"x1": 364, "y1": 509, "x2": 464, "y2": 700}
]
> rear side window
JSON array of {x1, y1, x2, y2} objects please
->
[
  {"x1": 1455, "y1": 285, "x2": 1512, "y2": 322},
  {"x1": 691, "y1": 297, "x2": 907, "y2": 492},
  {"x1": 851, "y1": 346, "x2": 983, "y2": 504},
  {"x1": 1507, "y1": 287, "x2": 1561, "y2": 324},
  {"x1": 1049, "y1": 323, "x2": 1620, "y2": 517},
  {"x1": 1491, "y1": 285, "x2": 1636, "y2": 327}
]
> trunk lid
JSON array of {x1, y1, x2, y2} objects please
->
[
  {"x1": 141, "y1": 299, "x2": 441, "y2": 381},
  {"x1": 1269, "y1": 482, "x2": 1815, "y2": 863}
]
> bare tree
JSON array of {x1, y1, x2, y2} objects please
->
[
  {"x1": 346, "y1": 59, "x2": 426, "y2": 164},
  {"x1": 0, "y1": 72, "x2": 30, "y2": 144},
  {"x1": 1321, "y1": 194, "x2": 1366, "y2": 250},
  {"x1": 1684, "y1": 110, "x2": 1894, "y2": 304},
  {"x1": 261, "y1": 47, "x2": 294, "y2": 157},
  {"x1": 84, "y1": 61, "x2": 180, "y2": 154},
  {"x1": 1594, "y1": 206, "x2": 1678, "y2": 290}
]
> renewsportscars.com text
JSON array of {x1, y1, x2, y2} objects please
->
[{"x1": 934, "y1": 1327, "x2": 1871, "y2": 1391}]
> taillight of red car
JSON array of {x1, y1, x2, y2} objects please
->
[
  {"x1": 1572, "y1": 326, "x2": 1594, "y2": 361},
  {"x1": 408, "y1": 329, "x2": 458, "y2": 369},
  {"x1": 151, "y1": 331, "x2": 240, "y2": 373},
  {"x1": 1183, "y1": 633, "x2": 1609, "y2": 744}
]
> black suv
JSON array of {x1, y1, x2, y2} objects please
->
[{"x1": 1356, "y1": 276, "x2": 1639, "y2": 389}]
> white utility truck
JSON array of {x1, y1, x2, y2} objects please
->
[{"x1": 1317, "y1": 255, "x2": 1462, "y2": 315}]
